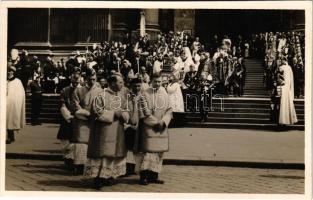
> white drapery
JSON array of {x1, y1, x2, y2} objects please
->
[{"x1": 140, "y1": 11, "x2": 146, "y2": 37}]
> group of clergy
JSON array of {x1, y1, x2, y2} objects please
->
[{"x1": 56, "y1": 67, "x2": 172, "y2": 189}]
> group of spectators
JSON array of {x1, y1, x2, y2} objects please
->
[
  {"x1": 262, "y1": 31, "x2": 305, "y2": 98},
  {"x1": 8, "y1": 31, "x2": 249, "y2": 97},
  {"x1": 7, "y1": 30, "x2": 305, "y2": 124},
  {"x1": 8, "y1": 31, "x2": 252, "y2": 123}
]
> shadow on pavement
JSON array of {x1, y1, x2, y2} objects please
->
[
  {"x1": 259, "y1": 174, "x2": 304, "y2": 179},
  {"x1": 22, "y1": 169, "x2": 73, "y2": 176},
  {"x1": 11, "y1": 164, "x2": 65, "y2": 170},
  {"x1": 32, "y1": 150, "x2": 62, "y2": 154},
  {"x1": 37, "y1": 179, "x2": 93, "y2": 189}
]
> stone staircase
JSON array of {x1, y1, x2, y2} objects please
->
[
  {"x1": 243, "y1": 59, "x2": 268, "y2": 97},
  {"x1": 26, "y1": 94, "x2": 305, "y2": 130},
  {"x1": 182, "y1": 97, "x2": 304, "y2": 130}
]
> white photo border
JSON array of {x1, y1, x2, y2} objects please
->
[{"x1": 0, "y1": 1, "x2": 312, "y2": 200}]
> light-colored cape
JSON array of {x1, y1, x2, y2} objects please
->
[
  {"x1": 6, "y1": 78, "x2": 26, "y2": 130},
  {"x1": 167, "y1": 82, "x2": 185, "y2": 112}
]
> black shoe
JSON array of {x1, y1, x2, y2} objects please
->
[
  {"x1": 94, "y1": 177, "x2": 102, "y2": 190},
  {"x1": 125, "y1": 163, "x2": 136, "y2": 176},
  {"x1": 8, "y1": 131, "x2": 15, "y2": 142},
  {"x1": 6, "y1": 139, "x2": 12, "y2": 144},
  {"x1": 149, "y1": 179, "x2": 165, "y2": 184},
  {"x1": 64, "y1": 159, "x2": 74, "y2": 171},
  {"x1": 73, "y1": 165, "x2": 84, "y2": 175},
  {"x1": 139, "y1": 171, "x2": 149, "y2": 185},
  {"x1": 102, "y1": 178, "x2": 114, "y2": 186},
  {"x1": 139, "y1": 178, "x2": 149, "y2": 185}
]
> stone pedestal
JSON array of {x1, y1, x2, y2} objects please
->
[
  {"x1": 111, "y1": 9, "x2": 128, "y2": 42},
  {"x1": 174, "y1": 10, "x2": 195, "y2": 36},
  {"x1": 143, "y1": 9, "x2": 160, "y2": 41}
]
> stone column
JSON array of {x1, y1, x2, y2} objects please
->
[
  {"x1": 174, "y1": 10, "x2": 195, "y2": 35},
  {"x1": 111, "y1": 9, "x2": 128, "y2": 42},
  {"x1": 107, "y1": 9, "x2": 112, "y2": 41},
  {"x1": 143, "y1": 9, "x2": 160, "y2": 41},
  {"x1": 47, "y1": 8, "x2": 51, "y2": 44}
]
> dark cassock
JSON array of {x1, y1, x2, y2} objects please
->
[
  {"x1": 20, "y1": 51, "x2": 32, "y2": 90},
  {"x1": 198, "y1": 72, "x2": 214, "y2": 122},
  {"x1": 130, "y1": 52, "x2": 146, "y2": 75},
  {"x1": 134, "y1": 74, "x2": 173, "y2": 185},
  {"x1": 30, "y1": 77, "x2": 43, "y2": 125},
  {"x1": 183, "y1": 65, "x2": 198, "y2": 112},
  {"x1": 71, "y1": 71, "x2": 103, "y2": 175},
  {"x1": 43, "y1": 58, "x2": 57, "y2": 93},
  {"x1": 57, "y1": 59, "x2": 71, "y2": 93},
  {"x1": 124, "y1": 78, "x2": 143, "y2": 176},
  {"x1": 293, "y1": 56, "x2": 305, "y2": 98},
  {"x1": 235, "y1": 60, "x2": 246, "y2": 97},
  {"x1": 57, "y1": 73, "x2": 82, "y2": 170},
  {"x1": 85, "y1": 74, "x2": 130, "y2": 188}
]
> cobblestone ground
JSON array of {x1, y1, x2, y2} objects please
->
[{"x1": 6, "y1": 159, "x2": 304, "y2": 193}]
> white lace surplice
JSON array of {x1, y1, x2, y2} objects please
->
[
  {"x1": 134, "y1": 152, "x2": 164, "y2": 173},
  {"x1": 72, "y1": 143, "x2": 88, "y2": 165},
  {"x1": 84, "y1": 157, "x2": 126, "y2": 179}
]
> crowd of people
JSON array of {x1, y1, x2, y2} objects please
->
[
  {"x1": 263, "y1": 31, "x2": 305, "y2": 99},
  {"x1": 7, "y1": 29, "x2": 304, "y2": 125}
]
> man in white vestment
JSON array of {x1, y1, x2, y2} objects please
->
[
  {"x1": 6, "y1": 65, "x2": 26, "y2": 144},
  {"x1": 278, "y1": 57, "x2": 298, "y2": 126}
]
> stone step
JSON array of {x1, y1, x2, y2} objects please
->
[
  {"x1": 181, "y1": 122, "x2": 304, "y2": 130},
  {"x1": 185, "y1": 112, "x2": 304, "y2": 120},
  {"x1": 185, "y1": 116, "x2": 305, "y2": 125},
  {"x1": 185, "y1": 108, "x2": 304, "y2": 114}
]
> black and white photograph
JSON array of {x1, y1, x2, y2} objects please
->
[{"x1": 1, "y1": 1, "x2": 312, "y2": 197}]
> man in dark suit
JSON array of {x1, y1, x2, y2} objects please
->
[
  {"x1": 183, "y1": 64, "x2": 198, "y2": 112},
  {"x1": 30, "y1": 76, "x2": 43, "y2": 125}
]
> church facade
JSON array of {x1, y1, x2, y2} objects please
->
[{"x1": 8, "y1": 8, "x2": 304, "y2": 57}]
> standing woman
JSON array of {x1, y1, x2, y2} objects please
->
[
  {"x1": 167, "y1": 74, "x2": 184, "y2": 113},
  {"x1": 278, "y1": 57, "x2": 298, "y2": 126},
  {"x1": 6, "y1": 64, "x2": 26, "y2": 144}
]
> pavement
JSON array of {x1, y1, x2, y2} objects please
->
[
  {"x1": 4, "y1": 124, "x2": 305, "y2": 193},
  {"x1": 5, "y1": 159, "x2": 304, "y2": 193},
  {"x1": 6, "y1": 123, "x2": 304, "y2": 166}
]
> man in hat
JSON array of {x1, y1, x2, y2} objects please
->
[
  {"x1": 6, "y1": 64, "x2": 26, "y2": 144},
  {"x1": 85, "y1": 73, "x2": 130, "y2": 188},
  {"x1": 134, "y1": 73, "x2": 172, "y2": 185}
]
